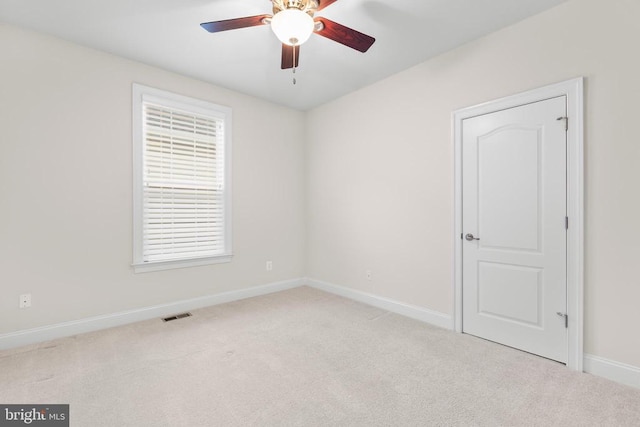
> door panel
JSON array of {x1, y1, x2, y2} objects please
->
[
  {"x1": 462, "y1": 96, "x2": 567, "y2": 363},
  {"x1": 478, "y1": 262, "x2": 542, "y2": 326},
  {"x1": 479, "y1": 127, "x2": 541, "y2": 252}
]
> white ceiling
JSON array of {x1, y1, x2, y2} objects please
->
[{"x1": 0, "y1": 0, "x2": 567, "y2": 110}]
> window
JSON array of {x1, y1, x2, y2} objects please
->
[{"x1": 132, "y1": 84, "x2": 232, "y2": 273}]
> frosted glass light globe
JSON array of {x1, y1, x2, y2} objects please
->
[{"x1": 271, "y1": 9, "x2": 314, "y2": 46}]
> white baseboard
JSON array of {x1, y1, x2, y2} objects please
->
[
  {"x1": 0, "y1": 278, "x2": 304, "y2": 351},
  {"x1": 584, "y1": 354, "x2": 640, "y2": 389},
  {"x1": 306, "y1": 278, "x2": 453, "y2": 330}
]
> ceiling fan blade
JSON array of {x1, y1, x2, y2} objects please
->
[
  {"x1": 316, "y1": 0, "x2": 339, "y2": 12},
  {"x1": 314, "y1": 18, "x2": 375, "y2": 53},
  {"x1": 200, "y1": 14, "x2": 270, "y2": 33},
  {"x1": 281, "y1": 44, "x2": 301, "y2": 69}
]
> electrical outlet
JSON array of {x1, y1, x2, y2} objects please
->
[
  {"x1": 266, "y1": 261, "x2": 273, "y2": 271},
  {"x1": 19, "y1": 293, "x2": 31, "y2": 308},
  {"x1": 366, "y1": 270, "x2": 372, "y2": 280}
]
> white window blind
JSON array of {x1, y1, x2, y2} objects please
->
[{"x1": 133, "y1": 84, "x2": 232, "y2": 272}]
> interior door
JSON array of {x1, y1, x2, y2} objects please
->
[{"x1": 462, "y1": 96, "x2": 568, "y2": 363}]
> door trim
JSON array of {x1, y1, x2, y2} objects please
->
[{"x1": 452, "y1": 78, "x2": 584, "y2": 371}]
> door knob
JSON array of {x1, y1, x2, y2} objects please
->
[{"x1": 465, "y1": 233, "x2": 480, "y2": 241}]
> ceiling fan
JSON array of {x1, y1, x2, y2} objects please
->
[{"x1": 200, "y1": 0, "x2": 376, "y2": 70}]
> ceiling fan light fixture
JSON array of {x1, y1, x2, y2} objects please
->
[{"x1": 271, "y1": 9, "x2": 314, "y2": 46}]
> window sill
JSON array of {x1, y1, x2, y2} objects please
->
[{"x1": 132, "y1": 254, "x2": 233, "y2": 273}]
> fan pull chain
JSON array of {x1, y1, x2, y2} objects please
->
[{"x1": 292, "y1": 45, "x2": 297, "y2": 85}]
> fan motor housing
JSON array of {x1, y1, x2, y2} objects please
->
[{"x1": 272, "y1": 0, "x2": 318, "y2": 15}]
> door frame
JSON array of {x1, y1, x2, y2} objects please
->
[{"x1": 452, "y1": 78, "x2": 584, "y2": 371}]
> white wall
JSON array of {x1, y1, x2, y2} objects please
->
[
  {"x1": 306, "y1": 0, "x2": 640, "y2": 368},
  {"x1": 0, "y1": 24, "x2": 306, "y2": 334}
]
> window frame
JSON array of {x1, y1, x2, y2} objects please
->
[{"x1": 132, "y1": 83, "x2": 232, "y2": 273}]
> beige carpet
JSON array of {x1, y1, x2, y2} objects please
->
[{"x1": 1, "y1": 286, "x2": 639, "y2": 426}]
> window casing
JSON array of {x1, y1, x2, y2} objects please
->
[{"x1": 132, "y1": 84, "x2": 232, "y2": 273}]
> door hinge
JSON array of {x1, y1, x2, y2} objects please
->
[
  {"x1": 565, "y1": 216, "x2": 569, "y2": 230},
  {"x1": 557, "y1": 116, "x2": 568, "y2": 131},
  {"x1": 460, "y1": 233, "x2": 463, "y2": 240},
  {"x1": 557, "y1": 312, "x2": 568, "y2": 328}
]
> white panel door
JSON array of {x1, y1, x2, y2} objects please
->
[{"x1": 462, "y1": 96, "x2": 568, "y2": 363}]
